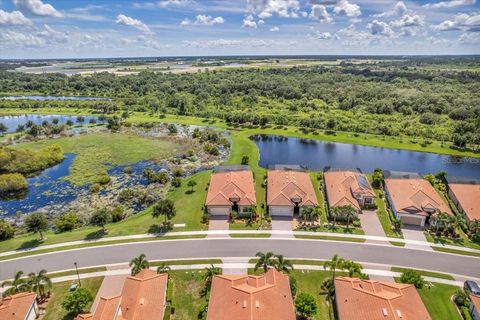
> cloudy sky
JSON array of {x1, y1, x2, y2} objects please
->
[{"x1": 0, "y1": 0, "x2": 479, "y2": 59}]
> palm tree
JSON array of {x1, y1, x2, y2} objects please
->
[
  {"x1": 254, "y1": 251, "x2": 276, "y2": 273},
  {"x1": 156, "y1": 263, "x2": 171, "y2": 274},
  {"x1": 1, "y1": 271, "x2": 30, "y2": 297},
  {"x1": 274, "y1": 255, "x2": 294, "y2": 273},
  {"x1": 342, "y1": 205, "x2": 357, "y2": 230},
  {"x1": 448, "y1": 214, "x2": 466, "y2": 237},
  {"x1": 434, "y1": 212, "x2": 450, "y2": 234},
  {"x1": 28, "y1": 269, "x2": 52, "y2": 298},
  {"x1": 343, "y1": 260, "x2": 363, "y2": 277},
  {"x1": 468, "y1": 219, "x2": 480, "y2": 236},
  {"x1": 323, "y1": 254, "x2": 345, "y2": 281},
  {"x1": 129, "y1": 254, "x2": 149, "y2": 276},
  {"x1": 329, "y1": 207, "x2": 339, "y2": 229},
  {"x1": 203, "y1": 264, "x2": 221, "y2": 292},
  {"x1": 393, "y1": 218, "x2": 403, "y2": 233}
]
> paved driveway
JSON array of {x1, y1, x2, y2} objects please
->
[
  {"x1": 359, "y1": 210, "x2": 388, "y2": 244},
  {"x1": 208, "y1": 215, "x2": 229, "y2": 238},
  {"x1": 402, "y1": 226, "x2": 433, "y2": 251},
  {"x1": 271, "y1": 216, "x2": 293, "y2": 238}
]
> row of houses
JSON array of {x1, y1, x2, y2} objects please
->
[{"x1": 204, "y1": 165, "x2": 479, "y2": 227}]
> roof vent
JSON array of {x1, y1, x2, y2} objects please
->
[
  {"x1": 139, "y1": 298, "x2": 145, "y2": 305},
  {"x1": 256, "y1": 301, "x2": 260, "y2": 309},
  {"x1": 243, "y1": 300, "x2": 247, "y2": 308},
  {"x1": 396, "y1": 310, "x2": 402, "y2": 318},
  {"x1": 382, "y1": 308, "x2": 388, "y2": 317}
]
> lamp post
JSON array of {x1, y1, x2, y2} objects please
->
[{"x1": 74, "y1": 262, "x2": 81, "y2": 287}]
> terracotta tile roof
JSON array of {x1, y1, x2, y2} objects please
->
[
  {"x1": 448, "y1": 183, "x2": 480, "y2": 221},
  {"x1": 267, "y1": 170, "x2": 318, "y2": 207},
  {"x1": 470, "y1": 294, "x2": 480, "y2": 312},
  {"x1": 384, "y1": 178, "x2": 452, "y2": 217},
  {"x1": 335, "y1": 277, "x2": 431, "y2": 320},
  {"x1": 324, "y1": 170, "x2": 375, "y2": 210},
  {"x1": 206, "y1": 170, "x2": 256, "y2": 206},
  {"x1": 0, "y1": 292, "x2": 37, "y2": 320},
  {"x1": 206, "y1": 269, "x2": 295, "y2": 320},
  {"x1": 75, "y1": 269, "x2": 168, "y2": 320}
]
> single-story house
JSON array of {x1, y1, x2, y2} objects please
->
[
  {"x1": 267, "y1": 168, "x2": 318, "y2": 216},
  {"x1": 470, "y1": 294, "x2": 480, "y2": 320},
  {"x1": 206, "y1": 268, "x2": 295, "y2": 320},
  {"x1": 324, "y1": 168, "x2": 375, "y2": 213},
  {"x1": 75, "y1": 269, "x2": 168, "y2": 320},
  {"x1": 383, "y1": 171, "x2": 452, "y2": 227},
  {"x1": 205, "y1": 166, "x2": 256, "y2": 216},
  {"x1": 335, "y1": 277, "x2": 431, "y2": 320},
  {"x1": 0, "y1": 292, "x2": 38, "y2": 320},
  {"x1": 445, "y1": 176, "x2": 480, "y2": 223}
]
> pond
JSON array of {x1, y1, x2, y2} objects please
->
[
  {"x1": 252, "y1": 135, "x2": 480, "y2": 178},
  {"x1": 0, "y1": 114, "x2": 101, "y2": 133},
  {"x1": 1, "y1": 96, "x2": 110, "y2": 101}
]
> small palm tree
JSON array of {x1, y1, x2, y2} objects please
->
[
  {"x1": 393, "y1": 218, "x2": 403, "y2": 233},
  {"x1": 342, "y1": 205, "x2": 357, "y2": 230},
  {"x1": 28, "y1": 269, "x2": 52, "y2": 298},
  {"x1": 203, "y1": 264, "x2": 221, "y2": 292},
  {"x1": 1, "y1": 271, "x2": 30, "y2": 297},
  {"x1": 324, "y1": 254, "x2": 345, "y2": 281},
  {"x1": 343, "y1": 260, "x2": 363, "y2": 277},
  {"x1": 156, "y1": 263, "x2": 171, "y2": 274},
  {"x1": 274, "y1": 255, "x2": 294, "y2": 273},
  {"x1": 129, "y1": 253, "x2": 149, "y2": 276},
  {"x1": 330, "y1": 207, "x2": 339, "y2": 229},
  {"x1": 468, "y1": 219, "x2": 480, "y2": 236},
  {"x1": 254, "y1": 251, "x2": 276, "y2": 273},
  {"x1": 448, "y1": 214, "x2": 466, "y2": 237}
]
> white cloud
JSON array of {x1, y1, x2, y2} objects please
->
[
  {"x1": 36, "y1": 24, "x2": 69, "y2": 43},
  {"x1": 157, "y1": 0, "x2": 191, "y2": 8},
  {"x1": 183, "y1": 38, "x2": 297, "y2": 48},
  {"x1": 367, "y1": 20, "x2": 394, "y2": 36},
  {"x1": 13, "y1": 0, "x2": 63, "y2": 17},
  {"x1": 373, "y1": 1, "x2": 408, "y2": 18},
  {"x1": 181, "y1": 14, "x2": 225, "y2": 26},
  {"x1": 0, "y1": 9, "x2": 31, "y2": 25},
  {"x1": 270, "y1": 26, "x2": 280, "y2": 31},
  {"x1": 242, "y1": 14, "x2": 258, "y2": 28},
  {"x1": 391, "y1": 14, "x2": 425, "y2": 28},
  {"x1": 309, "y1": 4, "x2": 332, "y2": 22},
  {"x1": 308, "y1": 30, "x2": 338, "y2": 39},
  {"x1": 247, "y1": 0, "x2": 300, "y2": 19},
  {"x1": 333, "y1": 0, "x2": 361, "y2": 17},
  {"x1": 0, "y1": 30, "x2": 44, "y2": 46},
  {"x1": 116, "y1": 14, "x2": 152, "y2": 33},
  {"x1": 432, "y1": 12, "x2": 480, "y2": 31},
  {"x1": 423, "y1": 0, "x2": 476, "y2": 9},
  {"x1": 458, "y1": 31, "x2": 480, "y2": 43}
]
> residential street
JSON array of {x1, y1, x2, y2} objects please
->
[{"x1": 1, "y1": 238, "x2": 478, "y2": 281}]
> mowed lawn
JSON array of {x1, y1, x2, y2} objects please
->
[
  {"x1": 43, "y1": 277, "x2": 103, "y2": 320},
  {"x1": 15, "y1": 131, "x2": 183, "y2": 185},
  {"x1": 417, "y1": 283, "x2": 462, "y2": 320},
  {"x1": 169, "y1": 270, "x2": 209, "y2": 320}
]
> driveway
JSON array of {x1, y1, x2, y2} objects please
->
[
  {"x1": 402, "y1": 226, "x2": 433, "y2": 251},
  {"x1": 271, "y1": 216, "x2": 293, "y2": 238},
  {"x1": 359, "y1": 210, "x2": 388, "y2": 244},
  {"x1": 90, "y1": 268, "x2": 128, "y2": 312},
  {"x1": 208, "y1": 215, "x2": 229, "y2": 238}
]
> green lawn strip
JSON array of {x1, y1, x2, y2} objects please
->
[
  {"x1": 425, "y1": 232, "x2": 480, "y2": 251},
  {"x1": 390, "y1": 241, "x2": 406, "y2": 247},
  {"x1": 390, "y1": 267, "x2": 454, "y2": 280},
  {"x1": 431, "y1": 246, "x2": 480, "y2": 257},
  {"x1": 48, "y1": 267, "x2": 107, "y2": 279},
  {"x1": 309, "y1": 172, "x2": 327, "y2": 224},
  {"x1": 229, "y1": 221, "x2": 261, "y2": 230},
  {"x1": 168, "y1": 270, "x2": 209, "y2": 320},
  {"x1": 374, "y1": 189, "x2": 403, "y2": 239},
  {"x1": 0, "y1": 235, "x2": 206, "y2": 262},
  {"x1": 43, "y1": 277, "x2": 104, "y2": 320},
  {"x1": 417, "y1": 283, "x2": 462, "y2": 320},
  {"x1": 150, "y1": 259, "x2": 222, "y2": 267},
  {"x1": 294, "y1": 234, "x2": 366, "y2": 243},
  {"x1": 229, "y1": 233, "x2": 271, "y2": 238},
  {"x1": 14, "y1": 131, "x2": 181, "y2": 186}
]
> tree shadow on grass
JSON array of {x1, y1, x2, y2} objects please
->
[
  {"x1": 148, "y1": 223, "x2": 173, "y2": 235},
  {"x1": 185, "y1": 190, "x2": 195, "y2": 195},
  {"x1": 84, "y1": 230, "x2": 105, "y2": 241},
  {"x1": 17, "y1": 239, "x2": 42, "y2": 250}
]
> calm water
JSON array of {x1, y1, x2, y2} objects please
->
[
  {"x1": 0, "y1": 114, "x2": 100, "y2": 133},
  {"x1": 253, "y1": 135, "x2": 480, "y2": 178},
  {"x1": 1, "y1": 96, "x2": 110, "y2": 101}
]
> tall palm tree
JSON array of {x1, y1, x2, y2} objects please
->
[
  {"x1": 203, "y1": 264, "x2": 221, "y2": 293},
  {"x1": 129, "y1": 253, "x2": 150, "y2": 276},
  {"x1": 323, "y1": 254, "x2": 345, "y2": 281},
  {"x1": 1, "y1": 271, "x2": 30, "y2": 297},
  {"x1": 254, "y1": 251, "x2": 276, "y2": 273},
  {"x1": 156, "y1": 263, "x2": 171, "y2": 274},
  {"x1": 448, "y1": 214, "x2": 466, "y2": 237},
  {"x1": 274, "y1": 255, "x2": 294, "y2": 273},
  {"x1": 342, "y1": 205, "x2": 357, "y2": 230},
  {"x1": 343, "y1": 260, "x2": 363, "y2": 278},
  {"x1": 330, "y1": 207, "x2": 339, "y2": 229},
  {"x1": 28, "y1": 269, "x2": 52, "y2": 298}
]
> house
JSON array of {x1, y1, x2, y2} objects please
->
[
  {"x1": 383, "y1": 171, "x2": 451, "y2": 227},
  {"x1": 335, "y1": 277, "x2": 431, "y2": 320},
  {"x1": 0, "y1": 292, "x2": 39, "y2": 320},
  {"x1": 445, "y1": 176, "x2": 480, "y2": 223},
  {"x1": 324, "y1": 168, "x2": 375, "y2": 213},
  {"x1": 470, "y1": 294, "x2": 480, "y2": 320},
  {"x1": 267, "y1": 168, "x2": 318, "y2": 216},
  {"x1": 75, "y1": 269, "x2": 168, "y2": 320},
  {"x1": 206, "y1": 268, "x2": 295, "y2": 320},
  {"x1": 205, "y1": 166, "x2": 256, "y2": 216}
]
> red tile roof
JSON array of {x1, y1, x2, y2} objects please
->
[
  {"x1": 448, "y1": 183, "x2": 480, "y2": 221},
  {"x1": 324, "y1": 170, "x2": 375, "y2": 210},
  {"x1": 206, "y1": 170, "x2": 256, "y2": 206},
  {"x1": 335, "y1": 277, "x2": 431, "y2": 320},
  {"x1": 267, "y1": 170, "x2": 318, "y2": 207},
  {"x1": 0, "y1": 292, "x2": 37, "y2": 320},
  {"x1": 206, "y1": 269, "x2": 295, "y2": 320},
  {"x1": 471, "y1": 294, "x2": 480, "y2": 312}
]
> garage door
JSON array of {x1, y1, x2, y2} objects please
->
[
  {"x1": 400, "y1": 215, "x2": 423, "y2": 226},
  {"x1": 208, "y1": 206, "x2": 231, "y2": 216},
  {"x1": 269, "y1": 206, "x2": 294, "y2": 216}
]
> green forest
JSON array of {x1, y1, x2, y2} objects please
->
[{"x1": 1, "y1": 58, "x2": 479, "y2": 151}]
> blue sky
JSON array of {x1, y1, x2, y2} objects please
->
[{"x1": 0, "y1": 0, "x2": 479, "y2": 58}]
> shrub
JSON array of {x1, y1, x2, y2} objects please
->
[
  {"x1": 90, "y1": 183, "x2": 101, "y2": 193},
  {"x1": 171, "y1": 177, "x2": 182, "y2": 188},
  {"x1": 90, "y1": 208, "x2": 111, "y2": 231},
  {"x1": 24, "y1": 212, "x2": 48, "y2": 240},
  {"x1": 118, "y1": 188, "x2": 136, "y2": 202},
  {"x1": 289, "y1": 276, "x2": 297, "y2": 298},
  {"x1": 62, "y1": 287, "x2": 93, "y2": 315},
  {"x1": 167, "y1": 124, "x2": 177, "y2": 134},
  {"x1": 0, "y1": 219, "x2": 15, "y2": 241},
  {"x1": 461, "y1": 306, "x2": 473, "y2": 320},
  {"x1": 295, "y1": 292, "x2": 317, "y2": 319},
  {"x1": 399, "y1": 270, "x2": 425, "y2": 289},
  {"x1": 0, "y1": 173, "x2": 28, "y2": 194},
  {"x1": 111, "y1": 205, "x2": 125, "y2": 223},
  {"x1": 454, "y1": 289, "x2": 471, "y2": 308},
  {"x1": 55, "y1": 213, "x2": 78, "y2": 232},
  {"x1": 241, "y1": 155, "x2": 249, "y2": 165},
  {"x1": 0, "y1": 145, "x2": 64, "y2": 175},
  {"x1": 96, "y1": 175, "x2": 111, "y2": 185}
]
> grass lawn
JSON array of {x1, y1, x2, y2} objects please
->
[
  {"x1": 430, "y1": 246, "x2": 480, "y2": 257},
  {"x1": 229, "y1": 221, "x2": 262, "y2": 230},
  {"x1": 229, "y1": 233, "x2": 271, "y2": 238},
  {"x1": 294, "y1": 234, "x2": 366, "y2": 243},
  {"x1": 15, "y1": 131, "x2": 182, "y2": 185},
  {"x1": 169, "y1": 270, "x2": 209, "y2": 320},
  {"x1": 43, "y1": 277, "x2": 103, "y2": 320},
  {"x1": 374, "y1": 189, "x2": 403, "y2": 239},
  {"x1": 417, "y1": 283, "x2": 462, "y2": 320},
  {"x1": 310, "y1": 172, "x2": 327, "y2": 224},
  {"x1": 390, "y1": 267, "x2": 454, "y2": 280},
  {"x1": 48, "y1": 267, "x2": 107, "y2": 279}
]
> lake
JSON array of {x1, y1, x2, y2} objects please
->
[
  {"x1": 252, "y1": 135, "x2": 480, "y2": 178},
  {"x1": 0, "y1": 114, "x2": 101, "y2": 133},
  {"x1": 1, "y1": 96, "x2": 110, "y2": 101}
]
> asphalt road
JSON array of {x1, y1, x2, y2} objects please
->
[{"x1": 1, "y1": 238, "x2": 479, "y2": 280}]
